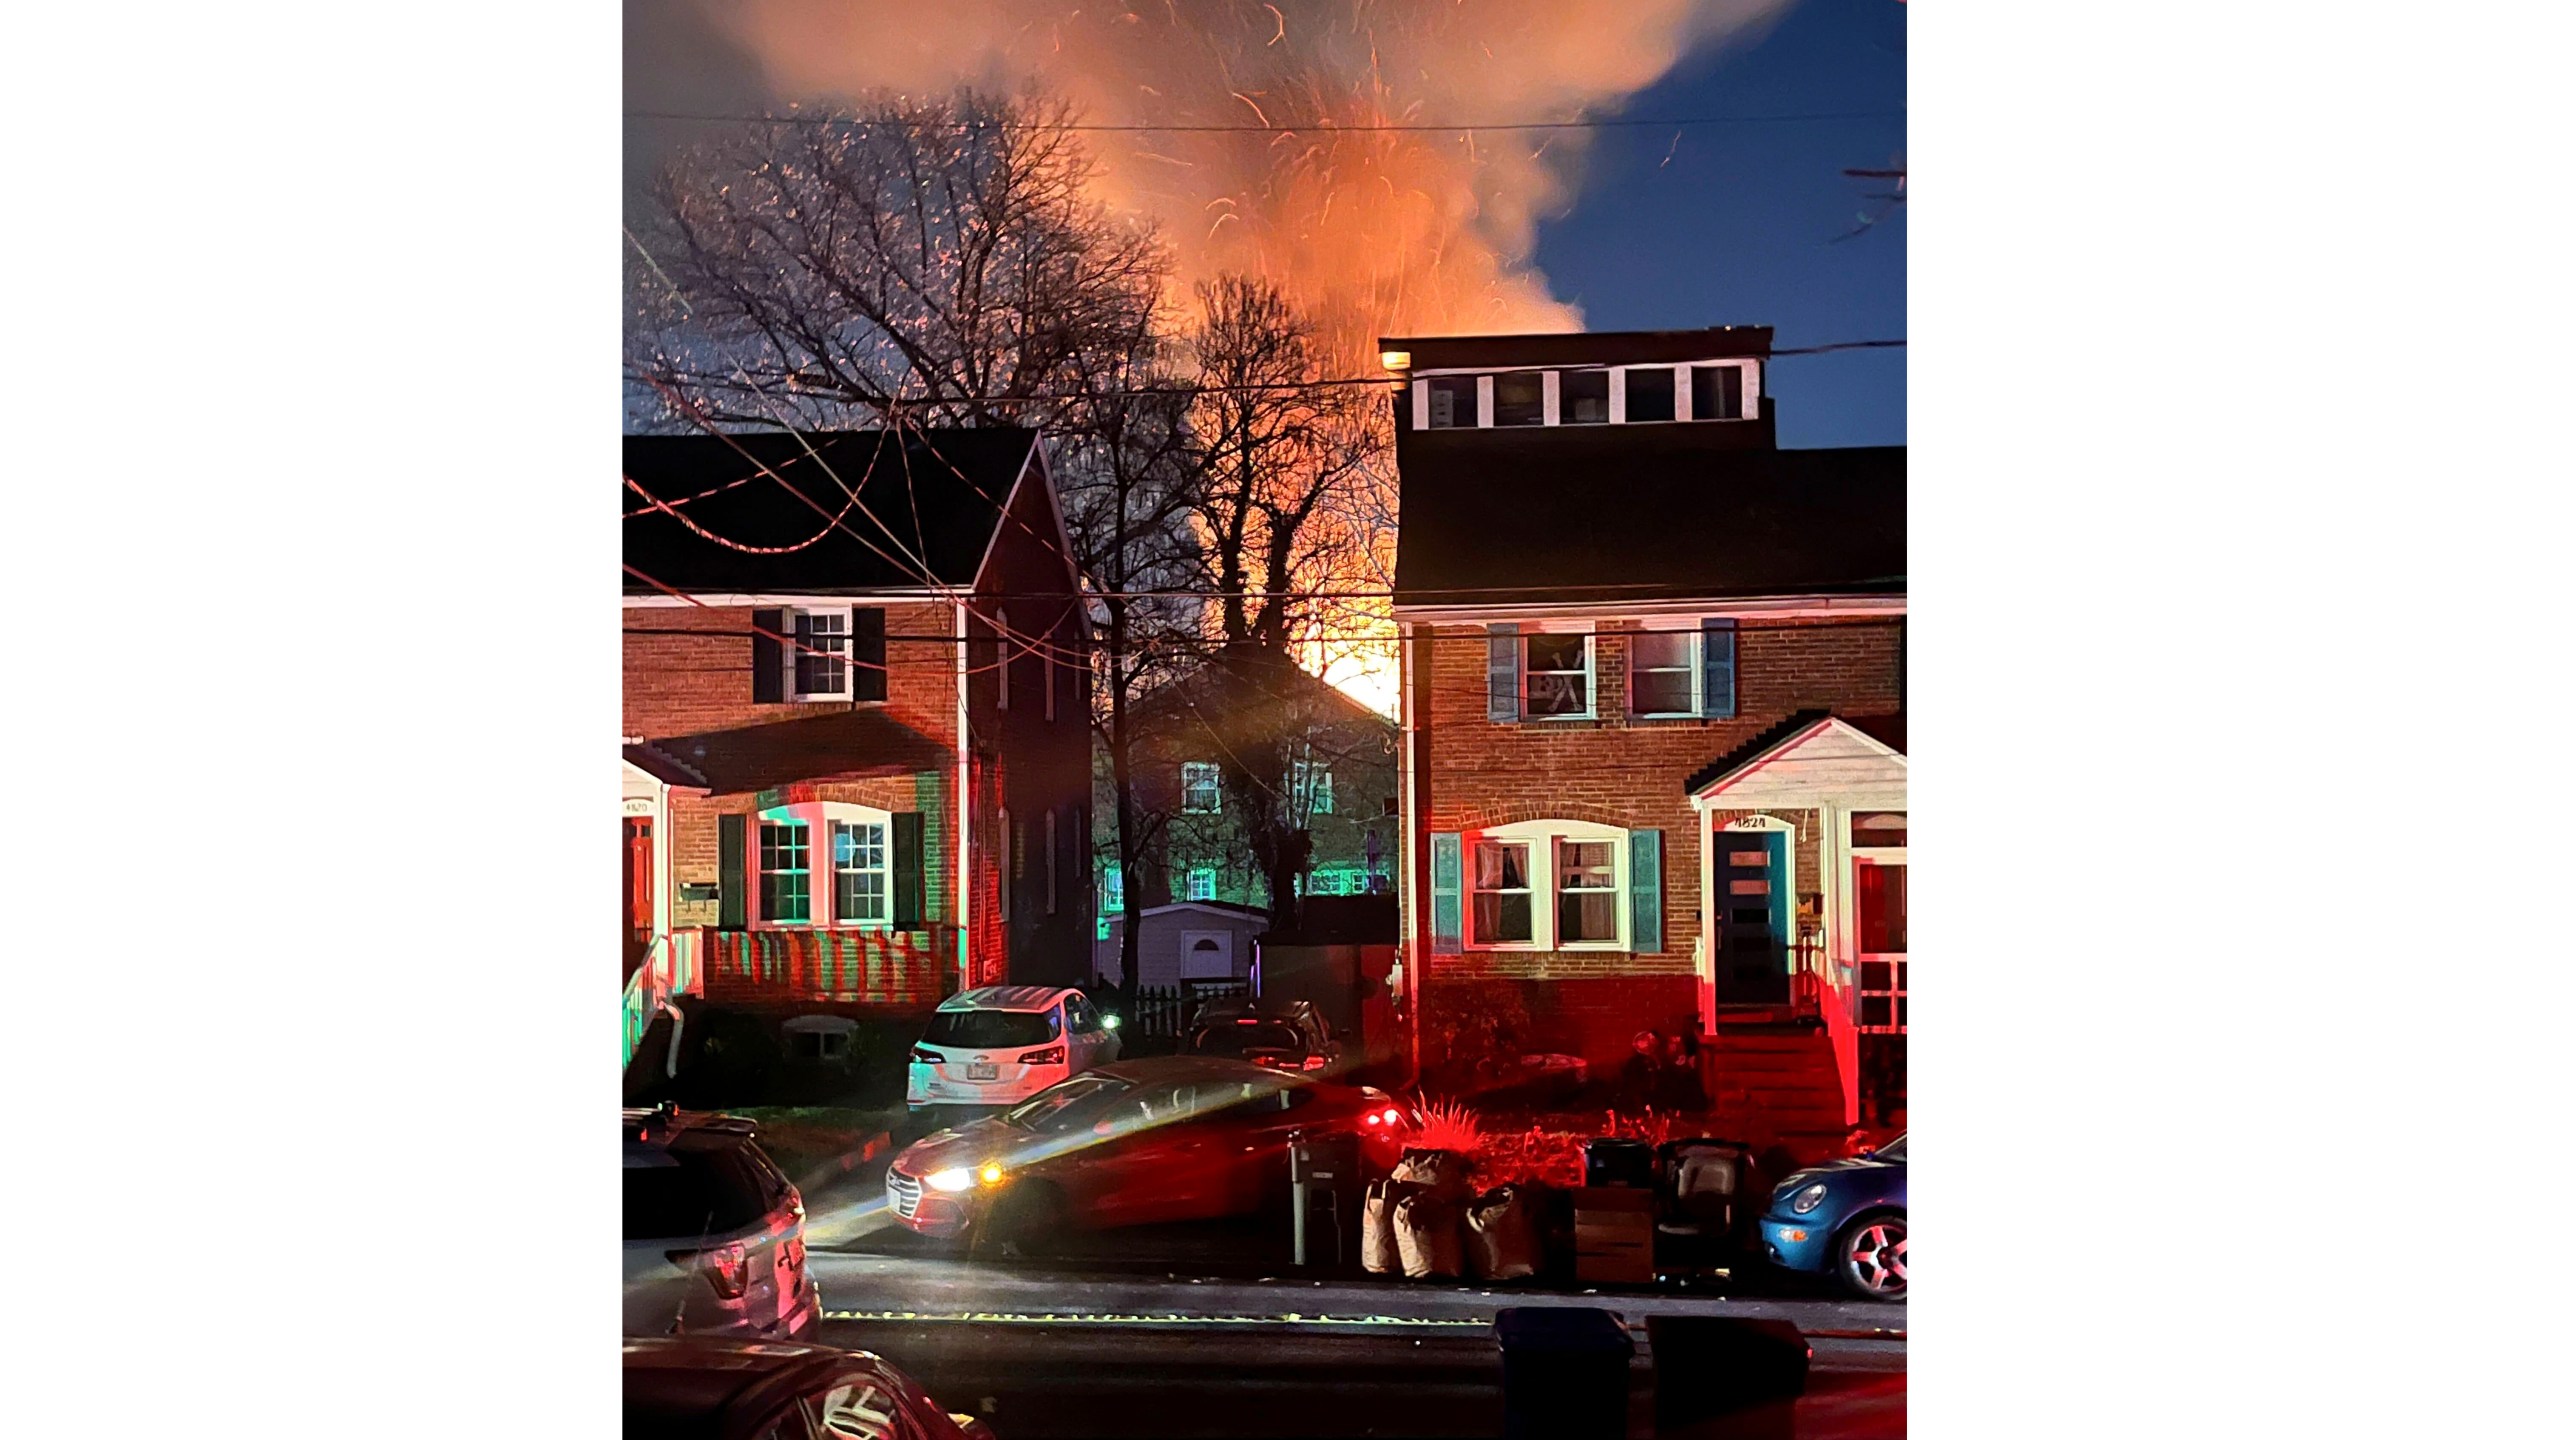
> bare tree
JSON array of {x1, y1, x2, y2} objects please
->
[
  {"x1": 627, "y1": 89, "x2": 1167, "y2": 433},
  {"x1": 1176, "y1": 276, "x2": 1390, "y2": 933}
]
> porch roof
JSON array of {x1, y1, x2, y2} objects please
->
[
  {"x1": 624, "y1": 710, "x2": 946, "y2": 796},
  {"x1": 1685, "y1": 709, "x2": 1905, "y2": 799}
]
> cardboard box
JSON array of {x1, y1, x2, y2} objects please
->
[{"x1": 1573, "y1": 1186, "x2": 1657, "y2": 1285}]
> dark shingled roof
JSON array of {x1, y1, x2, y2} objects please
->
[
  {"x1": 623, "y1": 710, "x2": 946, "y2": 796},
  {"x1": 623, "y1": 428, "x2": 1040, "y2": 594},
  {"x1": 1392, "y1": 429, "x2": 1904, "y2": 606},
  {"x1": 1684, "y1": 709, "x2": 1907, "y2": 796}
]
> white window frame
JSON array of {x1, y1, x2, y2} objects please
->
[
  {"x1": 1628, "y1": 628, "x2": 1704, "y2": 718},
  {"x1": 1181, "y1": 761, "x2": 1223, "y2": 814},
  {"x1": 1464, "y1": 819, "x2": 1633, "y2": 952},
  {"x1": 1523, "y1": 627, "x2": 1598, "y2": 721},
  {"x1": 749, "y1": 800, "x2": 895, "y2": 930},
  {"x1": 1186, "y1": 867, "x2": 1218, "y2": 902},
  {"x1": 783, "y1": 606, "x2": 854, "y2": 703},
  {"x1": 1410, "y1": 359, "x2": 1759, "y2": 429},
  {"x1": 1290, "y1": 758, "x2": 1336, "y2": 816}
]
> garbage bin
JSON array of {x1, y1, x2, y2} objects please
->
[
  {"x1": 1288, "y1": 1131, "x2": 1362, "y2": 1268},
  {"x1": 1493, "y1": 1306, "x2": 1633, "y2": 1440},
  {"x1": 1644, "y1": 1315, "x2": 1809, "y2": 1440},
  {"x1": 1582, "y1": 1136, "x2": 1656, "y2": 1189}
]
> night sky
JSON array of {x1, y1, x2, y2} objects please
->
[{"x1": 1535, "y1": 0, "x2": 1907, "y2": 448}]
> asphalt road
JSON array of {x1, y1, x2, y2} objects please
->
[{"x1": 802, "y1": 1253, "x2": 1904, "y2": 1440}]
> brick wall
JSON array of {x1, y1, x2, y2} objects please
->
[
  {"x1": 1409, "y1": 614, "x2": 1902, "y2": 1061},
  {"x1": 621, "y1": 598, "x2": 959, "y2": 745}
]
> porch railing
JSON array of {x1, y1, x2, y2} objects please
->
[
  {"x1": 693, "y1": 924, "x2": 960, "y2": 1008},
  {"x1": 621, "y1": 930, "x2": 703, "y2": 1072},
  {"x1": 1795, "y1": 929, "x2": 1862, "y2": 1128}
]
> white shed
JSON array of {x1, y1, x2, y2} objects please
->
[{"x1": 1093, "y1": 901, "x2": 1270, "y2": 991}]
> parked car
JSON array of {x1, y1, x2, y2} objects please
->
[
  {"x1": 624, "y1": 1335, "x2": 993, "y2": 1439},
  {"x1": 885, "y1": 1056, "x2": 1406, "y2": 1244},
  {"x1": 907, "y1": 986, "x2": 1121, "y2": 1111},
  {"x1": 624, "y1": 1105, "x2": 821, "y2": 1340},
  {"x1": 1181, "y1": 998, "x2": 1345, "y2": 1075},
  {"x1": 1760, "y1": 1132, "x2": 1907, "y2": 1301}
]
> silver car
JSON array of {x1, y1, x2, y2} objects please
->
[{"x1": 623, "y1": 1106, "x2": 820, "y2": 1340}]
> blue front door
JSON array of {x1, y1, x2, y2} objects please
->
[{"x1": 1713, "y1": 830, "x2": 1790, "y2": 1007}]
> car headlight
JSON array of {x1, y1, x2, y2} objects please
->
[
  {"x1": 1788, "y1": 1183, "x2": 1828, "y2": 1215},
  {"x1": 924, "y1": 1167, "x2": 978, "y2": 1193}
]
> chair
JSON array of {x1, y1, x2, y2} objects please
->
[{"x1": 1653, "y1": 1139, "x2": 1754, "y2": 1285}]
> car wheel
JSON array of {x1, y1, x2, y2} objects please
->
[
  {"x1": 1834, "y1": 1211, "x2": 1907, "y2": 1302},
  {"x1": 980, "y1": 1182, "x2": 1066, "y2": 1257}
]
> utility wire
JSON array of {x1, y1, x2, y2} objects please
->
[{"x1": 625, "y1": 109, "x2": 1908, "y2": 134}]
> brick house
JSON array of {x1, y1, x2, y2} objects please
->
[
  {"x1": 1098, "y1": 645, "x2": 1399, "y2": 923},
  {"x1": 1383, "y1": 327, "x2": 1906, "y2": 1131},
  {"x1": 620, "y1": 428, "x2": 1093, "y2": 1031}
]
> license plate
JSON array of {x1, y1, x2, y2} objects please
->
[{"x1": 967, "y1": 1063, "x2": 998, "y2": 1081}]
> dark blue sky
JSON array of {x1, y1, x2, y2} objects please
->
[{"x1": 1534, "y1": 0, "x2": 1906, "y2": 448}]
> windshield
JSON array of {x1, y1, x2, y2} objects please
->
[
  {"x1": 923, "y1": 1007, "x2": 1059, "y2": 1050},
  {"x1": 1190, "y1": 1021, "x2": 1307, "y2": 1056},
  {"x1": 623, "y1": 1141, "x2": 779, "y2": 1240},
  {"x1": 999, "y1": 1074, "x2": 1135, "y2": 1133},
  {"x1": 1874, "y1": 1134, "x2": 1907, "y2": 1163}
]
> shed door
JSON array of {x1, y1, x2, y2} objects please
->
[
  {"x1": 1713, "y1": 831, "x2": 1790, "y2": 1006},
  {"x1": 1179, "y1": 930, "x2": 1235, "y2": 980}
]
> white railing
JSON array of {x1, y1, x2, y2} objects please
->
[{"x1": 620, "y1": 932, "x2": 702, "y2": 1072}]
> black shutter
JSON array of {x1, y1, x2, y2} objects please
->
[
  {"x1": 718, "y1": 813, "x2": 748, "y2": 929},
  {"x1": 852, "y1": 607, "x2": 888, "y2": 702},
  {"x1": 1485, "y1": 624, "x2": 1521, "y2": 723},
  {"x1": 891, "y1": 811, "x2": 923, "y2": 930},
  {"x1": 1701, "y1": 620, "x2": 1738, "y2": 719},
  {"x1": 751, "y1": 609, "x2": 785, "y2": 703}
]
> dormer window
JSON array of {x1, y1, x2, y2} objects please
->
[
  {"x1": 1423, "y1": 375, "x2": 1478, "y2": 429},
  {"x1": 1492, "y1": 372, "x2": 1545, "y2": 427},
  {"x1": 1624, "y1": 367, "x2": 1677, "y2": 423},
  {"x1": 1693, "y1": 364, "x2": 1745, "y2": 421},
  {"x1": 1560, "y1": 369, "x2": 1609, "y2": 424}
]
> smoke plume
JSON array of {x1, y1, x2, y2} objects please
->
[{"x1": 674, "y1": 0, "x2": 1793, "y2": 340}]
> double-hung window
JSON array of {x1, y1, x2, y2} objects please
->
[
  {"x1": 830, "y1": 819, "x2": 886, "y2": 924},
  {"x1": 793, "y1": 612, "x2": 849, "y2": 699},
  {"x1": 1524, "y1": 633, "x2": 1593, "y2": 719},
  {"x1": 1182, "y1": 762, "x2": 1222, "y2": 814},
  {"x1": 1470, "y1": 841, "x2": 1534, "y2": 945},
  {"x1": 1465, "y1": 823, "x2": 1631, "y2": 950},
  {"x1": 758, "y1": 820, "x2": 812, "y2": 924},
  {"x1": 1629, "y1": 631, "x2": 1701, "y2": 717},
  {"x1": 1290, "y1": 759, "x2": 1335, "y2": 816}
]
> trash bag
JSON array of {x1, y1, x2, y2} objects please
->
[
  {"x1": 1395, "y1": 1191, "x2": 1463, "y2": 1280},
  {"x1": 1361, "y1": 1181, "x2": 1402, "y2": 1275},
  {"x1": 1465, "y1": 1184, "x2": 1543, "y2": 1282},
  {"x1": 1392, "y1": 1148, "x2": 1471, "y2": 1199}
]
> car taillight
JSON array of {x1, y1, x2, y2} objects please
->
[
  {"x1": 1300, "y1": 1056, "x2": 1325, "y2": 1070},
  {"x1": 669, "y1": 1243, "x2": 749, "y2": 1300},
  {"x1": 912, "y1": 1047, "x2": 945, "y2": 1064},
  {"x1": 1021, "y1": 1045, "x2": 1066, "y2": 1065}
]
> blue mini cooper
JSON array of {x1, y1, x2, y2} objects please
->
[{"x1": 1761, "y1": 1132, "x2": 1907, "y2": 1302}]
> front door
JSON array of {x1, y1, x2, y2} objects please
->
[
  {"x1": 1854, "y1": 859, "x2": 1907, "y2": 1033},
  {"x1": 1713, "y1": 830, "x2": 1790, "y2": 1006},
  {"x1": 623, "y1": 816, "x2": 655, "y2": 984}
]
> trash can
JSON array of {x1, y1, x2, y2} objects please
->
[
  {"x1": 1493, "y1": 1306, "x2": 1633, "y2": 1440},
  {"x1": 1288, "y1": 1131, "x2": 1362, "y2": 1269},
  {"x1": 1644, "y1": 1315, "x2": 1809, "y2": 1439},
  {"x1": 1582, "y1": 1136, "x2": 1657, "y2": 1189}
]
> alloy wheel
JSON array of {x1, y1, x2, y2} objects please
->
[{"x1": 1841, "y1": 1216, "x2": 1907, "y2": 1301}]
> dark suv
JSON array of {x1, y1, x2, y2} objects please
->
[
  {"x1": 623, "y1": 1106, "x2": 820, "y2": 1340},
  {"x1": 1182, "y1": 998, "x2": 1345, "y2": 1075}
]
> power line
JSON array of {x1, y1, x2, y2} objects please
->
[{"x1": 625, "y1": 108, "x2": 1907, "y2": 135}]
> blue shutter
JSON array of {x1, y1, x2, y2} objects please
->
[
  {"x1": 1701, "y1": 620, "x2": 1737, "y2": 718},
  {"x1": 1630, "y1": 828, "x2": 1665, "y2": 953},
  {"x1": 1486, "y1": 624, "x2": 1521, "y2": 723},
  {"x1": 1430, "y1": 832, "x2": 1463, "y2": 954}
]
